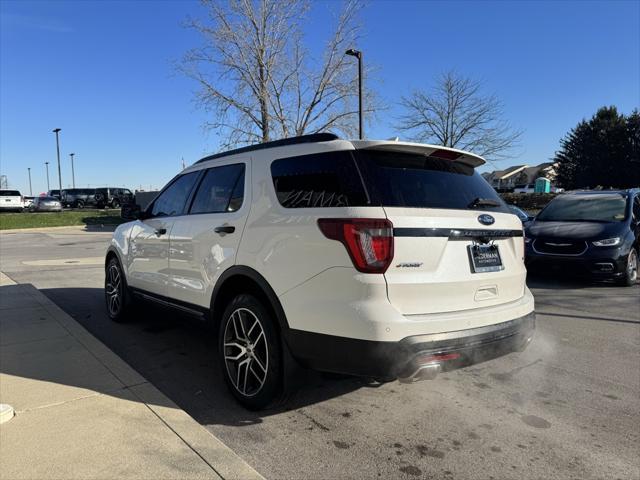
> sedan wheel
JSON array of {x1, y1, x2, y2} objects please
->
[
  {"x1": 618, "y1": 248, "x2": 638, "y2": 286},
  {"x1": 627, "y1": 249, "x2": 638, "y2": 283}
]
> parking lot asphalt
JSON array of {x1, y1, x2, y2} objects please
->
[{"x1": 1, "y1": 229, "x2": 639, "y2": 480}]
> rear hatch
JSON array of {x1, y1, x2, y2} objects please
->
[
  {"x1": 354, "y1": 144, "x2": 526, "y2": 315},
  {"x1": 0, "y1": 190, "x2": 23, "y2": 208}
]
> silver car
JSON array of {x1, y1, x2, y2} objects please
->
[{"x1": 30, "y1": 196, "x2": 63, "y2": 212}]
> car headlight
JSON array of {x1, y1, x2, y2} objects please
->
[{"x1": 592, "y1": 237, "x2": 621, "y2": 247}]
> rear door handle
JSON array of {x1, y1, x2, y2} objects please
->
[
  {"x1": 154, "y1": 228, "x2": 167, "y2": 236},
  {"x1": 214, "y1": 225, "x2": 235, "y2": 235}
]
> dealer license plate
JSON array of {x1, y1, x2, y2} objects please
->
[{"x1": 468, "y1": 244, "x2": 503, "y2": 273}]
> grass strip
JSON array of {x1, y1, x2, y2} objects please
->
[{"x1": 0, "y1": 209, "x2": 125, "y2": 230}]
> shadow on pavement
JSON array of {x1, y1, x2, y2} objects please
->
[
  {"x1": 526, "y1": 272, "x2": 627, "y2": 290},
  {"x1": 81, "y1": 224, "x2": 119, "y2": 233},
  {"x1": 31, "y1": 287, "x2": 364, "y2": 427}
]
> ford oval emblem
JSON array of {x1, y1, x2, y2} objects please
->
[{"x1": 478, "y1": 214, "x2": 495, "y2": 226}]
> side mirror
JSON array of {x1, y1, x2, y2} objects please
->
[{"x1": 121, "y1": 203, "x2": 143, "y2": 220}]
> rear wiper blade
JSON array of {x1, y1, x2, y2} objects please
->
[{"x1": 468, "y1": 197, "x2": 501, "y2": 208}]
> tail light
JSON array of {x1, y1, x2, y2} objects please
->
[{"x1": 317, "y1": 218, "x2": 394, "y2": 273}]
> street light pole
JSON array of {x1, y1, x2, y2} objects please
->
[
  {"x1": 345, "y1": 48, "x2": 363, "y2": 140},
  {"x1": 45, "y1": 162, "x2": 50, "y2": 191},
  {"x1": 52, "y1": 128, "x2": 62, "y2": 198},
  {"x1": 27, "y1": 168, "x2": 32, "y2": 196},
  {"x1": 70, "y1": 153, "x2": 76, "y2": 188}
]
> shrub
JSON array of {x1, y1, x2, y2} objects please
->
[{"x1": 501, "y1": 193, "x2": 556, "y2": 212}]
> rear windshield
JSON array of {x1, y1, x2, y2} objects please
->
[
  {"x1": 536, "y1": 194, "x2": 628, "y2": 222},
  {"x1": 357, "y1": 150, "x2": 509, "y2": 212},
  {"x1": 0, "y1": 190, "x2": 21, "y2": 196}
]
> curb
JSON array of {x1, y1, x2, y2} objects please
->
[
  {"x1": 0, "y1": 225, "x2": 118, "y2": 234},
  {"x1": 0, "y1": 278, "x2": 265, "y2": 480}
]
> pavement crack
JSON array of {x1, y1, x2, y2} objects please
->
[
  {"x1": 297, "y1": 409, "x2": 331, "y2": 431},
  {"x1": 15, "y1": 391, "x2": 104, "y2": 413}
]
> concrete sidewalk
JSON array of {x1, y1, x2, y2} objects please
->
[{"x1": 0, "y1": 272, "x2": 264, "y2": 480}]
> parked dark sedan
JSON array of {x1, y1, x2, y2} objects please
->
[
  {"x1": 29, "y1": 196, "x2": 63, "y2": 212},
  {"x1": 525, "y1": 189, "x2": 639, "y2": 286}
]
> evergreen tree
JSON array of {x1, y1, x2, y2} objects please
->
[{"x1": 555, "y1": 107, "x2": 640, "y2": 189}]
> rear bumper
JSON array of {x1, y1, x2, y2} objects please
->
[
  {"x1": 36, "y1": 206, "x2": 63, "y2": 212},
  {"x1": 285, "y1": 310, "x2": 535, "y2": 379}
]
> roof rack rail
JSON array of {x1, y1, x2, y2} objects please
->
[{"x1": 196, "y1": 132, "x2": 339, "y2": 164}]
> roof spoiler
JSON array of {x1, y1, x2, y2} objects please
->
[{"x1": 350, "y1": 140, "x2": 486, "y2": 168}]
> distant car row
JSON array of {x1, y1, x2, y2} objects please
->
[
  {"x1": 49, "y1": 187, "x2": 134, "y2": 208},
  {"x1": 0, "y1": 187, "x2": 134, "y2": 212}
]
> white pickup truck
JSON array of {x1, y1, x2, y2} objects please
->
[
  {"x1": 0, "y1": 190, "x2": 24, "y2": 212},
  {"x1": 513, "y1": 184, "x2": 535, "y2": 194}
]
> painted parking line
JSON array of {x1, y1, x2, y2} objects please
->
[{"x1": 21, "y1": 257, "x2": 104, "y2": 266}]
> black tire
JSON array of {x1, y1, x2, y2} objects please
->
[
  {"x1": 111, "y1": 199, "x2": 120, "y2": 209},
  {"x1": 76, "y1": 200, "x2": 85, "y2": 209},
  {"x1": 616, "y1": 248, "x2": 638, "y2": 287},
  {"x1": 219, "y1": 294, "x2": 283, "y2": 410},
  {"x1": 105, "y1": 257, "x2": 134, "y2": 322}
]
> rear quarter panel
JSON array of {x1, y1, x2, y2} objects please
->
[{"x1": 236, "y1": 141, "x2": 387, "y2": 297}]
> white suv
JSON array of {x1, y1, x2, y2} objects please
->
[
  {"x1": 0, "y1": 189, "x2": 24, "y2": 212},
  {"x1": 105, "y1": 133, "x2": 535, "y2": 409}
]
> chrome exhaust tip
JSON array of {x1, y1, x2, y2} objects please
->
[{"x1": 398, "y1": 363, "x2": 441, "y2": 383}]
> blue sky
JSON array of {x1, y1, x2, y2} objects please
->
[{"x1": 1, "y1": 0, "x2": 638, "y2": 195}]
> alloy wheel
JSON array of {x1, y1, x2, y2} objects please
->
[
  {"x1": 105, "y1": 263, "x2": 122, "y2": 316},
  {"x1": 629, "y1": 249, "x2": 638, "y2": 283},
  {"x1": 223, "y1": 308, "x2": 269, "y2": 397}
]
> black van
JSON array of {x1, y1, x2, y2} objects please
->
[
  {"x1": 95, "y1": 187, "x2": 134, "y2": 208},
  {"x1": 62, "y1": 188, "x2": 100, "y2": 208},
  {"x1": 525, "y1": 189, "x2": 640, "y2": 286}
]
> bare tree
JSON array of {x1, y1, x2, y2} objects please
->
[
  {"x1": 179, "y1": 0, "x2": 374, "y2": 148},
  {"x1": 396, "y1": 71, "x2": 522, "y2": 161}
]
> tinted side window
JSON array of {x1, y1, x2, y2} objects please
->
[
  {"x1": 271, "y1": 151, "x2": 368, "y2": 208},
  {"x1": 190, "y1": 164, "x2": 245, "y2": 214},
  {"x1": 151, "y1": 172, "x2": 200, "y2": 217}
]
